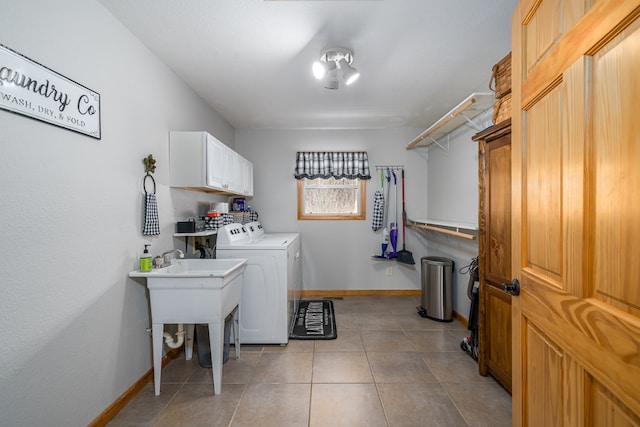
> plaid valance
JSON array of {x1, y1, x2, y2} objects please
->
[{"x1": 294, "y1": 151, "x2": 371, "y2": 180}]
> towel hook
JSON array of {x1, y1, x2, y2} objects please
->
[
  {"x1": 142, "y1": 154, "x2": 157, "y2": 195},
  {"x1": 143, "y1": 173, "x2": 156, "y2": 195},
  {"x1": 143, "y1": 154, "x2": 157, "y2": 174}
]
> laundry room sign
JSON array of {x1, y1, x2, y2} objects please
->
[{"x1": 0, "y1": 44, "x2": 101, "y2": 139}]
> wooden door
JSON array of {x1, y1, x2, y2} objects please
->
[
  {"x1": 511, "y1": 0, "x2": 640, "y2": 425},
  {"x1": 475, "y1": 120, "x2": 513, "y2": 393}
]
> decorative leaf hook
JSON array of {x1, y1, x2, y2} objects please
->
[{"x1": 143, "y1": 154, "x2": 157, "y2": 174}]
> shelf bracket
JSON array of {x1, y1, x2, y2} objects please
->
[
  {"x1": 428, "y1": 135, "x2": 449, "y2": 152},
  {"x1": 459, "y1": 112, "x2": 484, "y2": 131}
]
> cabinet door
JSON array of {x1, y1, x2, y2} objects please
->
[
  {"x1": 484, "y1": 132, "x2": 511, "y2": 288},
  {"x1": 476, "y1": 121, "x2": 512, "y2": 393},
  {"x1": 238, "y1": 155, "x2": 253, "y2": 197},
  {"x1": 205, "y1": 134, "x2": 225, "y2": 189},
  {"x1": 222, "y1": 147, "x2": 238, "y2": 192}
]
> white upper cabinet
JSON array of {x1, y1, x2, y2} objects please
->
[
  {"x1": 237, "y1": 155, "x2": 254, "y2": 197},
  {"x1": 222, "y1": 146, "x2": 238, "y2": 192},
  {"x1": 205, "y1": 134, "x2": 225, "y2": 189},
  {"x1": 169, "y1": 131, "x2": 253, "y2": 197}
]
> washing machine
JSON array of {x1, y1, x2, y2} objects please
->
[{"x1": 216, "y1": 222, "x2": 301, "y2": 344}]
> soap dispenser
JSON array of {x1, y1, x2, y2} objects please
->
[{"x1": 140, "y1": 244, "x2": 152, "y2": 272}]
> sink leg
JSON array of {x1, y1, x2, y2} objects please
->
[
  {"x1": 233, "y1": 305, "x2": 241, "y2": 359},
  {"x1": 208, "y1": 322, "x2": 223, "y2": 395},
  {"x1": 152, "y1": 323, "x2": 164, "y2": 396},
  {"x1": 185, "y1": 324, "x2": 195, "y2": 360}
]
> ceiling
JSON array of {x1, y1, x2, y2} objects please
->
[{"x1": 97, "y1": 0, "x2": 517, "y2": 130}]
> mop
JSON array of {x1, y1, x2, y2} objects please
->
[
  {"x1": 396, "y1": 169, "x2": 415, "y2": 265},
  {"x1": 381, "y1": 168, "x2": 391, "y2": 256},
  {"x1": 387, "y1": 170, "x2": 398, "y2": 258}
]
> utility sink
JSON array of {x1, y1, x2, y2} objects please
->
[
  {"x1": 129, "y1": 257, "x2": 248, "y2": 396},
  {"x1": 129, "y1": 258, "x2": 247, "y2": 278}
]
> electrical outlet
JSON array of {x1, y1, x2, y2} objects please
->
[{"x1": 386, "y1": 266, "x2": 393, "y2": 276}]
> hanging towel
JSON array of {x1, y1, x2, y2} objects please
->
[
  {"x1": 143, "y1": 193, "x2": 160, "y2": 235},
  {"x1": 372, "y1": 190, "x2": 385, "y2": 231},
  {"x1": 142, "y1": 174, "x2": 160, "y2": 236}
]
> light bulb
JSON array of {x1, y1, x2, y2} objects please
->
[
  {"x1": 312, "y1": 61, "x2": 326, "y2": 80},
  {"x1": 338, "y1": 58, "x2": 359, "y2": 85},
  {"x1": 345, "y1": 69, "x2": 360, "y2": 85}
]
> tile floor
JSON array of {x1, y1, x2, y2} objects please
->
[{"x1": 108, "y1": 295, "x2": 511, "y2": 427}]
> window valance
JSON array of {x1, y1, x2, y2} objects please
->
[{"x1": 294, "y1": 151, "x2": 371, "y2": 180}]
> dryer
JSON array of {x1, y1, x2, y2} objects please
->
[
  {"x1": 244, "y1": 221, "x2": 265, "y2": 240},
  {"x1": 216, "y1": 223, "x2": 301, "y2": 344}
]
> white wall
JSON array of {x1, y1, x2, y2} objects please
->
[
  {"x1": 423, "y1": 111, "x2": 492, "y2": 320},
  {"x1": 235, "y1": 128, "x2": 430, "y2": 292},
  {"x1": 0, "y1": 1, "x2": 233, "y2": 425}
]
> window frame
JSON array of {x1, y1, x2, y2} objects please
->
[{"x1": 297, "y1": 178, "x2": 367, "y2": 220}]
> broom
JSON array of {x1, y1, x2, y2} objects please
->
[{"x1": 397, "y1": 169, "x2": 415, "y2": 265}]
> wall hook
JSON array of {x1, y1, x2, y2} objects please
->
[{"x1": 143, "y1": 154, "x2": 157, "y2": 174}]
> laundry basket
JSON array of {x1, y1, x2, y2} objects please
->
[{"x1": 417, "y1": 256, "x2": 453, "y2": 322}]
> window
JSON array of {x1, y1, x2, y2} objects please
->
[
  {"x1": 293, "y1": 151, "x2": 371, "y2": 220},
  {"x1": 297, "y1": 177, "x2": 366, "y2": 220}
]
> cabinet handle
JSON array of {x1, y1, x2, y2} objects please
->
[{"x1": 502, "y1": 278, "x2": 520, "y2": 296}]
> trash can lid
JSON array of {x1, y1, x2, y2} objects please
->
[{"x1": 421, "y1": 256, "x2": 454, "y2": 266}]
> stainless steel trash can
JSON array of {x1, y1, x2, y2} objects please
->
[{"x1": 418, "y1": 256, "x2": 453, "y2": 322}]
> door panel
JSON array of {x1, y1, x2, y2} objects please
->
[
  {"x1": 593, "y1": 380, "x2": 640, "y2": 426},
  {"x1": 487, "y1": 141, "x2": 512, "y2": 286},
  {"x1": 524, "y1": 0, "x2": 563, "y2": 73},
  {"x1": 486, "y1": 284, "x2": 513, "y2": 391},
  {"x1": 525, "y1": 84, "x2": 563, "y2": 281},
  {"x1": 522, "y1": 0, "x2": 588, "y2": 77},
  {"x1": 512, "y1": 0, "x2": 640, "y2": 425},
  {"x1": 520, "y1": 1, "x2": 638, "y2": 109},
  {"x1": 592, "y1": 19, "x2": 640, "y2": 314},
  {"x1": 525, "y1": 322, "x2": 564, "y2": 426}
]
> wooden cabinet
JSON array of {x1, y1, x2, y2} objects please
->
[
  {"x1": 473, "y1": 119, "x2": 512, "y2": 393},
  {"x1": 170, "y1": 131, "x2": 253, "y2": 197}
]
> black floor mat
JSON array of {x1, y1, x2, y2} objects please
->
[{"x1": 290, "y1": 300, "x2": 337, "y2": 340}]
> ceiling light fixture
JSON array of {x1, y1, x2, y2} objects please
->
[{"x1": 312, "y1": 48, "x2": 360, "y2": 90}]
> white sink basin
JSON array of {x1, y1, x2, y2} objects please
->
[
  {"x1": 128, "y1": 257, "x2": 248, "y2": 396},
  {"x1": 129, "y1": 258, "x2": 247, "y2": 278}
]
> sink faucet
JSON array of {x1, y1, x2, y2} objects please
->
[{"x1": 161, "y1": 249, "x2": 184, "y2": 266}]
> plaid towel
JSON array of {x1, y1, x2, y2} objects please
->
[
  {"x1": 143, "y1": 193, "x2": 160, "y2": 235},
  {"x1": 372, "y1": 190, "x2": 385, "y2": 231}
]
